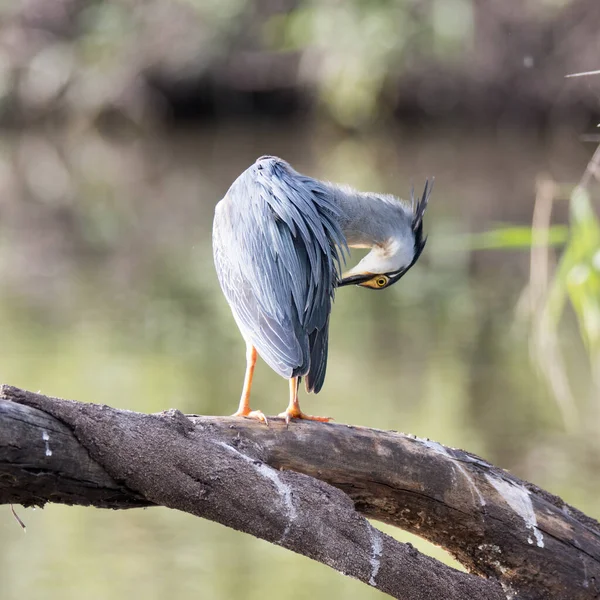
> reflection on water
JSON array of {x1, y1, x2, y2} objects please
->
[{"x1": 0, "y1": 124, "x2": 597, "y2": 599}]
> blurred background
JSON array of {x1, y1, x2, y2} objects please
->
[{"x1": 1, "y1": 0, "x2": 600, "y2": 598}]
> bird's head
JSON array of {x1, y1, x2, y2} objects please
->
[{"x1": 337, "y1": 179, "x2": 432, "y2": 291}]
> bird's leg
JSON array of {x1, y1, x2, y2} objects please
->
[
  {"x1": 278, "y1": 377, "x2": 332, "y2": 424},
  {"x1": 232, "y1": 344, "x2": 268, "y2": 424}
]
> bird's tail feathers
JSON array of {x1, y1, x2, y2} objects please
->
[{"x1": 305, "y1": 323, "x2": 329, "y2": 394}]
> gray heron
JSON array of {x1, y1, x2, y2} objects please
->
[{"x1": 213, "y1": 155, "x2": 431, "y2": 423}]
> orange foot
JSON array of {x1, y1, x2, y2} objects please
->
[
  {"x1": 277, "y1": 406, "x2": 332, "y2": 425},
  {"x1": 232, "y1": 408, "x2": 269, "y2": 425}
]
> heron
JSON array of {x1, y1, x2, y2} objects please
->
[{"x1": 213, "y1": 155, "x2": 432, "y2": 423}]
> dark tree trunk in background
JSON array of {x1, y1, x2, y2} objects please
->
[{"x1": 1, "y1": 385, "x2": 599, "y2": 599}]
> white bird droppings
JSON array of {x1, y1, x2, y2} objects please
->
[
  {"x1": 368, "y1": 525, "x2": 383, "y2": 586},
  {"x1": 500, "y1": 581, "x2": 518, "y2": 599},
  {"x1": 418, "y1": 438, "x2": 486, "y2": 506},
  {"x1": 42, "y1": 430, "x2": 52, "y2": 457},
  {"x1": 218, "y1": 442, "x2": 296, "y2": 540},
  {"x1": 582, "y1": 557, "x2": 589, "y2": 588},
  {"x1": 485, "y1": 474, "x2": 544, "y2": 548}
]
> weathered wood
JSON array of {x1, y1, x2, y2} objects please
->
[
  {"x1": 216, "y1": 418, "x2": 600, "y2": 599},
  {"x1": 0, "y1": 399, "x2": 151, "y2": 509},
  {"x1": 1, "y1": 385, "x2": 599, "y2": 599}
]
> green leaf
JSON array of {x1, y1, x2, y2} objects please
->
[{"x1": 468, "y1": 225, "x2": 570, "y2": 250}]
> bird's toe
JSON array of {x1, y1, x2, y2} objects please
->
[
  {"x1": 232, "y1": 408, "x2": 269, "y2": 425},
  {"x1": 277, "y1": 408, "x2": 332, "y2": 423}
]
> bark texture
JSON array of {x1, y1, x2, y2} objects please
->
[{"x1": 2, "y1": 385, "x2": 599, "y2": 600}]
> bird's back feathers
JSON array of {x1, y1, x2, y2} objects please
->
[{"x1": 213, "y1": 156, "x2": 346, "y2": 393}]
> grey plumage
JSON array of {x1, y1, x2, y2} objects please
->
[
  {"x1": 213, "y1": 156, "x2": 346, "y2": 393},
  {"x1": 325, "y1": 184, "x2": 415, "y2": 248}
]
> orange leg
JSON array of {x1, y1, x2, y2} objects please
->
[
  {"x1": 278, "y1": 377, "x2": 332, "y2": 424},
  {"x1": 232, "y1": 344, "x2": 268, "y2": 424}
]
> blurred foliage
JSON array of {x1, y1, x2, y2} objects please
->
[
  {"x1": 266, "y1": 0, "x2": 473, "y2": 127},
  {"x1": 0, "y1": 0, "x2": 598, "y2": 128},
  {"x1": 558, "y1": 187, "x2": 600, "y2": 361},
  {"x1": 475, "y1": 157, "x2": 600, "y2": 430}
]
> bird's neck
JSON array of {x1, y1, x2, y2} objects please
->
[{"x1": 327, "y1": 184, "x2": 399, "y2": 248}]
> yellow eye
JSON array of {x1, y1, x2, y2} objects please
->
[{"x1": 375, "y1": 276, "x2": 388, "y2": 288}]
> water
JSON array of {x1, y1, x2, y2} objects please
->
[{"x1": 0, "y1": 122, "x2": 597, "y2": 599}]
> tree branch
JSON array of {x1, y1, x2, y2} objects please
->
[{"x1": 2, "y1": 385, "x2": 599, "y2": 599}]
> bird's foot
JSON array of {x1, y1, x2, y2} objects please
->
[
  {"x1": 232, "y1": 408, "x2": 269, "y2": 425},
  {"x1": 277, "y1": 407, "x2": 332, "y2": 425}
]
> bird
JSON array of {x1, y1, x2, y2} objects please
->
[{"x1": 212, "y1": 155, "x2": 432, "y2": 424}]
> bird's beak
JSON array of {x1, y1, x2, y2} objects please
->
[{"x1": 337, "y1": 272, "x2": 372, "y2": 287}]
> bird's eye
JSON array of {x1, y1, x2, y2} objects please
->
[{"x1": 375, "y1": 276, "x2": 388, "y2": 288}]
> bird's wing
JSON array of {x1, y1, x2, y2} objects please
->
[{"x1": 213, "y1": 157, "x2": 346, "y2": 391}]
